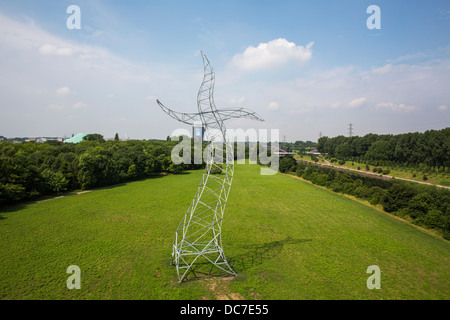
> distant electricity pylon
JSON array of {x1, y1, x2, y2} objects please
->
[
  {"x1": 348, "y1": 123, "x2": 353, "y2": 137},
  {"x1": 156, "y1": 51, "x2": 263, "y2": 282}
]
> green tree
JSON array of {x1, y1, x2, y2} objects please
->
[
  {"x1": 83, "y1": 134, "x2": 105, "y2": 143},
  {"x1": 114, "y1": 133, "x2": 119, "y2": 141},
  {"x1": 406, "y1": 192, "x2": 434, "y2": 220},
  {"x1": 0, "y1": 183, "x2": 26, "y2": 202},
  {"x1": 365, "y1": 140, "x2": 392, "y2": 162},
  {"x1": 335, "y1": 143, "x2": 352, "y2": 160},
  {"x1": 49, "y1": 171, "x2": 68, "y2": 195},
  {"x1": 77, "y1": 147, "x2": 117, "y2": 189},
  {"x1": 415, "y1": 209, "x2": 445, "y2": 230},
  {"x1": 369, "y1": 187, "x2": 387, "y2": 205},
  {"x1": 382, "y1": 183, "x2": 417, "y2": 213},
  {"x1": 127, "y1": 164, "x2": 137, "y2": 178},
  {"x1": 296, "y1": 162, "x2": 306, "y2": 177},
  {"x1": 279, "y1": 156, "x2": 297, "y2": 173}
]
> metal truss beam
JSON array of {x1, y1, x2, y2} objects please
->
[{"x1": 157, "y1": 51, "x2": 264, "y2": 282}]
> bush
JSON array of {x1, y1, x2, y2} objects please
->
[
  {"x1": 279, "y1": 156, "x2": 297, "y2": 173},
  {"x1": 406, "y1": 193, "x2": 433, "y2": 219},
  {"x1": 354, "y1": 186, "x2": 372, "y2": 199},
  {"x1": 444, "y1": 230, "x2": 450, "y2": 240},
  {"x1": 302, "y1": 166, "x2": 318, "y2": 181},
  {"x1": 310, "y1": 154, "x2": 319, "y2": 162},
  {"x1": 368, "y1": 187, "x2": 387, "y2": 205},
  {"x1": 0, "y1": 183, "x2": 26, "y2": 202},
  {"x1": 312, "y1": 174, "x2": 328, "y2": 186},
  {"x1": 382, "y1": 183, "x2": 417, "y2": 213},
  {"x1": 41, "y1": 169, "x2": 68, "y2": 194},
  {"x1": 416, "y1": 209, "x2": 446, "y2": 230},
  {"x1": 296, "y1": 162, "x2": 306, "y2": 177}
]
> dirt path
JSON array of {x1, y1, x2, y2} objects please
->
[
  {"x1": 200, "y1": 277, "x2": 246, "y2": 300},
  {"x1": 34, "y1": 190, "x2": 92, "y2": 203}
]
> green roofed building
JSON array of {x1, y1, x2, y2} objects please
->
[{"x1": 64, "y1": 133, "x2": 88, "y2": 144}]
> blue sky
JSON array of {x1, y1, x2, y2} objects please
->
[{"x1": 0, "y1": 0, "x2": 449, "y2": 141}]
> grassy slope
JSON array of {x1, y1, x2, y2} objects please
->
[{"x1": 0, "y1": 164, "x2": 449, "y2": 300}]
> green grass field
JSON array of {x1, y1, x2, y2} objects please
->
[{"x1": 1, "y1": 164, "x2": 449, "y2": 299}]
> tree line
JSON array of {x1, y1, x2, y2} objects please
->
[
  {"x1": 0, "y1": 137, "x2": 206, "y2": 205},
  {"x1": 279, "y1": 155, "x2": 450, "y2": 239},
  {"x1": 0, "y1": 135, "x2": 256, "y2": 205},
  {"x1": 317, "y1": 127, "x2": 450, "y2": 170}
]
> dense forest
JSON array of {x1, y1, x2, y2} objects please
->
[
  {"x1": 279, "y1": 155, "x2": 450, "y2": 239},
  {"x1": 0, "y1": 137, "x2": 206, "y2": 204},
  {"x1": 0, "y1": 135, "x2": 258, "y2": 205},
  {"x1": 317, "y1": 127, "x2": 450, "y2": 170}
]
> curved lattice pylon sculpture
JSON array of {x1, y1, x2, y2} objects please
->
[{"x1": 157, "y1": 51, "x2": 264, "y2": 282}]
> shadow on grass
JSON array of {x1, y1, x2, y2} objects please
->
[
  {"x1": 0, "y1": 174, "x2": 170, "y2": 216},
  {"x1": 229, "y1": 236, "x2": 312, "y2": 273},
  {"x1": 174, "y1": 171, "x2": 194, "y2": 175},
  {"x1": 175, "y1": 236, "x2": 312, "y2": 282},
  {"x1": 0, "y1": 203, "x2": 28, "y2": 218}
]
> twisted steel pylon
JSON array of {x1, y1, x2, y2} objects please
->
[{"x1": 156, "y1": 51, "x2": 264, "y2": 282}]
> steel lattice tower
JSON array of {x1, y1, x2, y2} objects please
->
[{"x1": 156, "y1": 51, "x2": 263, "y2": 282}]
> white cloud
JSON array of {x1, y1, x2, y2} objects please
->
[
  {"x1": 372, "y1": 64, "x2": 392, "y2": 74},
  {"x1": 72, "y1": 102, "x2": 88, "y2": 109},
  {"x1": 221, "y1": 46, "x2": 450, "y2": 139},
  {"x1": 376, "y1": 102, "x2": 420, "y2": 112},
  {"x1": 0, "y1": 12, "x2": 163, "y2": 138},
  {"x1": 268, "y1": 101, "x2": 280, "y2": 111},
  {"x1": 1, "y1": 11, "x2": 449, "y2": 141},
  {"x1": 348, "y1": 97, "x2": 367, "y2": 108},
  {"x1": 56, "y1": 87, "x2": 72, "y2": 96},
  {"x1": 231, "y1": 38, "x2": 313, "y2": 71},
  {"x1": 39, "y1": 43, "x2": 75, "y2": 56}
]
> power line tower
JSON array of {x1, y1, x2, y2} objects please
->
[
  {"x1": 156, "y1": 51, "x2": 264, "y2": 282},
  {"x1": 348, "y1": 123, "x2": 353, "y2": 137}
]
